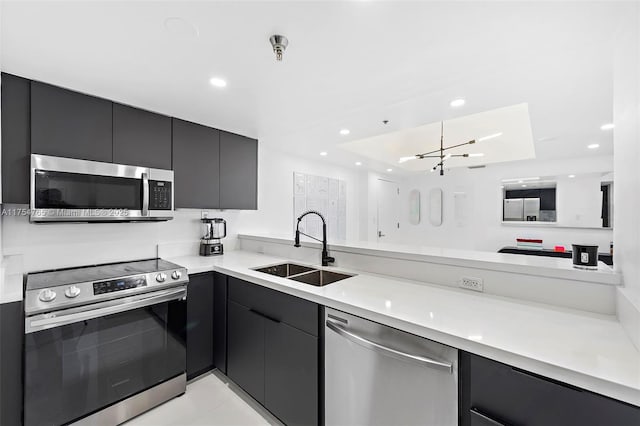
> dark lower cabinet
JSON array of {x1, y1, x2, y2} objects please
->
[
  {"x1": 31, "y1": 80, "x2": 113, "y2": 162},
  {"x1": 213, "y1": 272, "x2": 228, "y2": 374},
  {"x1": 1, "y1": 73, "x2": 31, "y2": 204},
  {"x1": 226, "y1": 276, "x2": 320, "y2": 426},
  {"x1": 265, "y1": 321, "x2": 319, "y2": 426},
  {"x1": 186, "y1": 273, "x2": 214, "y2": 380},
  {"x1": 460, "y1": 352, "x2": 640, "y2": 426},
  {"x1": 227, "y1": 301, "x2": 266, "y2": 404},
  {"x1": 0, "y1": 301, "x2": 23, "y2": 426}
]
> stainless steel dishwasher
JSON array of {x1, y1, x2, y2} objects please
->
[{"x1": 325, "y1": 308, "x2": 458, "y2": 426}]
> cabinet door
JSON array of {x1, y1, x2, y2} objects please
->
[
  {"x1": 1, "y1": 73, "x2": 31, "y2": 204},
  {"x1": 31, "y1": 81, "x2": 113, "y2": 162},
  {"x1": 227, "y1": 301, "x2": 265, "y2": 404},
  {"x1": 265, "y1": 320, "x2": 319, "y2": 426},
  {"x1": 186, "y1": 273, "x2": 214, "y2": 380},
  {"x1": 0, "y1": 301, "x2": 24, "y2": 426},
  {"x1": 213, "y1": 272, "x2": 228, "y2": 374},
  {"x1": 172, "y1": 118, "x2": 220, "y2": 209},
  {"x1": 219, "y1": 131, "x2": 257, "y2": 209},
  {"x1": 460, "y1": 352, "x2": 640, "y2": 426},
  {"x1": 113, "y1": 103, "x2": 171, "y2": 169}
]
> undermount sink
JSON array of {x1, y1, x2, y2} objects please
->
[
  {"x1": 253, "y1": 263, "x2": 355, "y2": 286},
  {"x1": 253, "y1": 263, "x2": 316, "y2": 278},
  {"x1": 288, "y1": 269, "x2": 354, "y2": 286}
]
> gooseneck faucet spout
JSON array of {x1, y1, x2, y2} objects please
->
[{"x1": 294, "y1": 210, "x2": 335, "y2": 267}]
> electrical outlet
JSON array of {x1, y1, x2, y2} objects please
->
[{"x1": 460, "y1": 276, "x2": 484, "y2": 292}]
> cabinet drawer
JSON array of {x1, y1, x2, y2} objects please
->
[
  {"x1": 466, "y1": 353, "x2": 640, "y2": 426},
  {"x1": 228, "y1": 277, "x2": 318, "y2": 336}
]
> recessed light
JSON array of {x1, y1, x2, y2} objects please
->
[
  {"x1": 569, "y1": 174, "x2": 576, "y2": 178},
  {"x1": 355, "y1": 161, "x2": 362, "y2": 166},
  {"x1": 209, "y1": 77, "x2": 227, "y2": 88},
  {"x1": 588, "y1": 143, "x2": 600, "y2": 149},
  {"x1": 386, "y1": 168, "x2": 393, "y2": 172},
  {"x1": 320, "y1": 151, "x2": 328, "y2": 156},
  {"x1": 521, "y1": 184, "x2": 527, "y2": 188},
  {"x1": 450, "y1": 98, "x2": 465, "y2": 107},
  {"x1": 469, "y1": 153, "x2": 485, "y2": 157},
  {"x1": 600, "y1": 123, "x2": 614, "y2": 130},
  {"x1": 339, "y1": 129, "x2": 350, "y2": 135}
]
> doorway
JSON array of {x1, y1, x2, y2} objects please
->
[{"x1": 376, "y1": 179, "x2": 400, "y2": 242}]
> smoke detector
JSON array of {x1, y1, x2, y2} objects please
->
[{"x1": 269, "y1": 35, "x2": 289, "y2": 61}]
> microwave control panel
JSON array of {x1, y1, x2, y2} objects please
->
[
  {"x1": 149, "y1": 180, "x2": 172, "y2": 210},
  {"x1": 93, "y1": 276, "x2": 147, "y2": 295}
]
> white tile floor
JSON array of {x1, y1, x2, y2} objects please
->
[{"x1": 126, "y1": 371, "x2": 283, "y2": 426}]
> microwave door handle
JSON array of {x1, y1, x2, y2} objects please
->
[{"x1": 142, "y1": 172, "x2": 149, "y2": 216}]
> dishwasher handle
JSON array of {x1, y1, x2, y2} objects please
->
[{"x1": 326, "y1": 318, "x2": 453, "y2": 373}]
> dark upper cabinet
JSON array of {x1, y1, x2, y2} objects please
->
[
  {"x1": 113, "y1": 103, "x2": 172, "y2": 169},
  {"x1": 265, "y1": 321, "x2": 319, "y2": 426},
  {"x1": 30, "y1": 81, "x2": 113, "y2": 162},
  {"x1": 1, "y1": 73, "x2": 31, "y2": 204},
  {"x1": 186, "y1": 273, "x2": 214, "y2": 380},
  {"x1": 227, "y1": 300, "x2": 266, "y2": 404},
  {"x1": 459, "y1": 352, "x2": 640, "y2": 426},
  {"x1": 213, "y1": 272, "x2": 228, "y2": 374},
  {"x1": 219, "y1": 131, "x2": 258, "y2": 210},
  {"x1": 172, "y1": 118, "x2": 220, "y2": 209}
]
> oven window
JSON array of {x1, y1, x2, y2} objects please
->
[
  {"x1": 34, "y1": 170, "x2": 142, "y2": 210},
  {"x1": 24, "y1": 300, "x2": 186, "y2": 426}
]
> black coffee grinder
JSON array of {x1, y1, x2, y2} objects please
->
[{"x1": 200, "y1": 218, "x2": 227, "y2": 256}]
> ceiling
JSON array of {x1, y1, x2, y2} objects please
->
[
  {"x1": 340, "y1": 103, "x2": 535, "y2": 171},
  {"x1": 0, "y1": 1, "x2": 620, "y2": 174}
]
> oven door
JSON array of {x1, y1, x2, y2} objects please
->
[{"x1": 24, "y1": 287, "x2": 186, "y2": 426}]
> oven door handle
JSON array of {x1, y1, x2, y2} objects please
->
[
  {"x1": 142, "y1": 172, "x2": 150, "y2": 216},
  {"x1": 25, "y1": 286, "x2": 187, "y2": 334}
]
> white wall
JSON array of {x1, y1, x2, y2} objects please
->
[
  {"x1": 393, "y1": 156, "x2": 614, "y2": 252},
  {"x1": 1, "y1": 144, "x2": 365, "y2": 273},
  {"x1": 613, "y1": 2, "x2": 640, "y2": 349}
]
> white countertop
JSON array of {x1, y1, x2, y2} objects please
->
[
  {"x1": 238, "y1": 233, "x2": 621, "y2": 285},
  {"x1": 168, "y1": 250, "x2": 640, "y2": 407}
]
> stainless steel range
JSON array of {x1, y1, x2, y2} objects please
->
[{"x1": 24, "y1": 259, "x2": 188, "y2": 426}]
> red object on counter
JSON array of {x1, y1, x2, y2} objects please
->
[{"x1": 554, "y1": 246, "x2": 566, "y2": 252}]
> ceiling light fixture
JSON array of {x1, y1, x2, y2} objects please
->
[
  {"x1": 386, "y1": 168, "x2": 393, "y2": 172},
  {"x1": 355, "y1": 161, "x2": 362, "y2": 166},
  {"x1": 340, "y1": 129, "x2": 350, "y2": 135},
  {"x1": 469, "y1": 153, "x2": 485, "y2": 157},
  {"x1": 269, "y1": 34, "x2": 289, "y2": 61},
  {"x1": 588, "y1": 143, "x2": 600, "y2": 149},
  {"x1": 568, "y1": 174, "x2": 576, "y2": 178},
  {"x1": 320, "y1": 151, "x2": 328, "y2": 156},
  {"x1": 522, "y1": 185, "x2": 527, "y2": 188},
  {"x1": 450, "y1": 98, "x2": 465, "y2": 107},
  {"x1": 209, "y1": 77, "x2": 227, "y2": 88},
  {"x1": 600, "y1": 123, "x2": 614, "y2": 130},
  {"x1": 400, "y1": 122, "x2": 500, "y2": 176}
]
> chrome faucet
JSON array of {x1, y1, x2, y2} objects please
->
[{"x1": 294, "y1": 210, "x2": 335, "y2": 267}]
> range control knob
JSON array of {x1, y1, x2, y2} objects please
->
[
  {"x1": 171, "y1": 270, "x2": 182, "y2": 280},
  {"x1": 156, "y1": 273, "x2": 167, "y2": 283},
  {"x1": 64, "y1": 285, "x2": 81, "y2": 298},
  {"x1": 39, "y1": 289, "x2": 57, "y2": 302}
]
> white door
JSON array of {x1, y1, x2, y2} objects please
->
[{"x1": 377, "y1": 179, "x2": 400, "y2": 242}]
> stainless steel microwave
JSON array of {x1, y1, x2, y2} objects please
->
[{"x1": 30, "y1": 154, "x2": 174, "y2": 222}]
